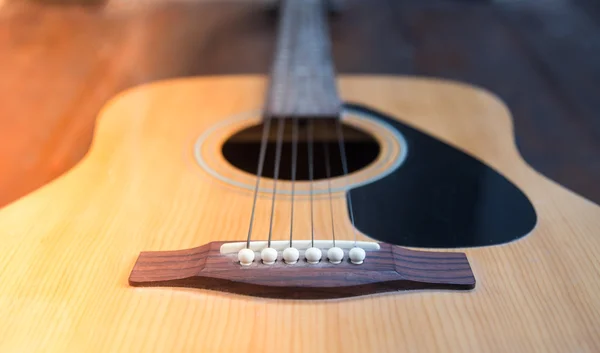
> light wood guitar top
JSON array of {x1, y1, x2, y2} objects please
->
[{"x1": 0, "y1": 76, "x2": 599, "y2": 352}]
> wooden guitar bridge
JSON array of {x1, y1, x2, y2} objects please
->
[{"x1": 129, "y1": 241, "x2": 475, "y2": 299}]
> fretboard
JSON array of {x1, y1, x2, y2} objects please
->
[{"x1": 264, "y1": 0, "x2": 342, "y2": 120}]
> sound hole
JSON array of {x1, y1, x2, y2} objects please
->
[{"x1": 222, "y1": 119, "x2": 380, "y2": 180}]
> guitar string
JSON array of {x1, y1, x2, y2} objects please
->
[
  {"x1": 323, "y1": 139, "x2": 336, "y2": 247},
  {"x1": 246, "y1": 0, "x2": 298, "y2": 249},
  {"x1": 310, "y1": 45, "x2": 339, "y2": 250},
  {"x1": 245, "y1": 16, "x2": 291, "y2": 248},
  {"x1": 245, "y1": 116, "x2": 272, "y2": 248},
  {"x1": 313, "y1": 12, "x2": 339, "y2": 249},
  {"x1": 289, "y1": 117, "x2": 298, "y2": 247},
  {"x1": 292, "y1": 1, "x2": 338, "y2": 251},
  {"x1": 296, "y1": 3, "x2": 321, "y2": 249},
  {"x1": 335, "y1": 118, "x2": 358, "y2": 245},
  {"x1": 285, "y1": 0, "x2": 304, "y2": 250},
  {"x1": 307, "y1": 119, "x2": 315, "y2": 247},
  {"x1": 267, "y1": 117, "x2": 286, "y2": 247},
  {"x1": 247, "y1": 1, "x2": 340, "y2": 251},
  {"x1": 308, "y1": 39, "x2": 338, "y2": 250}
]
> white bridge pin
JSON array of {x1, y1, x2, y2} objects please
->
[
  {"x1": 305, "y1": 247, "x2": 322, "y2": 264},
  {"x1": 349, "y1": 247, "x2": 366, "y2": 265},
  {"x1": 261, "y1": 247, "x2": 278, "y2": 265},
  {"x1": 327, "y1": 247, "x2": 344, "y2": 264},
  {"x1": 283, "y1": 247, "x2": 300, "y2": 264},
  {"x1": 238, "y1": 248, "x2": 255, "y2": 266}
]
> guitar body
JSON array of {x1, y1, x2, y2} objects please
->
[{"x1": 1, "y1": 75, "x2": 599, "y2": 352}]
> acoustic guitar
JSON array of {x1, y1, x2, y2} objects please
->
[{"x1": 1, "y1": 0, "x2": 599, "y2": 352}]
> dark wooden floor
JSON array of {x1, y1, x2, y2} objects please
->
[{"x1": 0, "y1": 0, "x2": 598, "y2": 207}]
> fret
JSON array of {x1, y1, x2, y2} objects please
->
[{"x1": 264, "y1": 0, "x2": 341, "y2": 120}]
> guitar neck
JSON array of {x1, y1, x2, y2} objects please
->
[{"x1": 264, "y1": 0, "x2": 342, "y2": 121}]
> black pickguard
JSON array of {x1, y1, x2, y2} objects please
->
[{"x1": 344, "y1": 103, "x2": 537, "y2": 248}]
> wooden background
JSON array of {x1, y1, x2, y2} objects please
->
[{"x1": 0, "y1": 0, "x2": 599, "y2": 207}]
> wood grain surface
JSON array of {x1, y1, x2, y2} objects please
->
[
  {"x1": 0, "y1": 0, "x2": 599, "y2": 208},
  {"x1": 0, "y1": 75, "x2": 599, "y2": 352}
]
